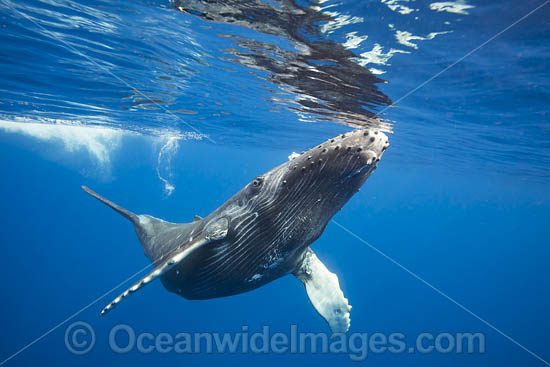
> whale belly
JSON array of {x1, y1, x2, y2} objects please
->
[{"x1": 160, "y1": 237, "x2": 307, "y2": 300}]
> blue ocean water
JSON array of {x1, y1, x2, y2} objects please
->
[{"x1": 0, "y1": 0, "x2": 549, "y2": 365}]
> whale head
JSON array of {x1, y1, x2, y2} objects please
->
[{"x1": 227, "y1": 128, "x2": 389, "y2": 250}]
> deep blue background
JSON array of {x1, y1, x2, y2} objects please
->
[
  {"x1": 1, "y1": 131, "x2": 549, "y2": 366},
  {"x1": 1, "y1": 0, "x2": 549, "y2": 366}
]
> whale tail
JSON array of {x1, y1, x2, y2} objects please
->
[
  {"x1": 81, "y1": 186, "x2": 181, "y2": 259},
  {"x1": 81, "y1": 186, "x2": 139, "y2": 225},
  {"x1": 81, "y1": 185, "x2": 209, "y2": 315}
]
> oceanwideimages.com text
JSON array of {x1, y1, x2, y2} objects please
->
[{"x1": 65, "y1": 322, "x2": 485, "y2": 361}]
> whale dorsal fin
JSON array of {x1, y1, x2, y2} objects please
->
[
  {"x1": 193, "y1": 215, "x2": 202, "y2": 222},
  {"x1": 294, "y1": 248, "x2": 351, "y2": 335}
]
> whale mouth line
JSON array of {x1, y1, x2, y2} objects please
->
[{"x1": 340, "y1": 162, "x2": 374, "y2": 183}]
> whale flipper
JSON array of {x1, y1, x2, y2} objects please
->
[
  {"x1": 82, "y1": 186, "x2": 213, "y2": 314},
  {"x1": 294, "y1": 248, "x2": 351, "y2": 335},
  {"x1": 100, "y1": 236, "x2": 208, "y2": 315}
]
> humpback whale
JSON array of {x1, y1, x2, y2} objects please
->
[{"x1": 83, "y1": 128, "x2": 389, "y2": 334}]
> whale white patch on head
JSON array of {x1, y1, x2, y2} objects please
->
[{"x1": 288, "y1": 152, "x2": 300, "y2": 161}]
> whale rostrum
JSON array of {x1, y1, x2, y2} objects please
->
[{"x1": 83, "y1": 128, "x2": 389, "y2": 334}]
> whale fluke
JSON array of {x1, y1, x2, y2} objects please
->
[{"x1": 82, "y1": 185, "x2": 138, "y2": 224}]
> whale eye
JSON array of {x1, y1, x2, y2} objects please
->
[
  {"x1": 247, "y1": 176, "x2": 264, "y2": 197},
  {"x1": 252, "y1": 176, "x2": 264, "y2": 187}
]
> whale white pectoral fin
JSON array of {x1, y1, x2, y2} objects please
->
[
  {"x1": 293, "y1": 249, "x2": 351, "y2": 335},
  {"x1": 100, "y1": 238, "x2": 207, "y2": 316}
]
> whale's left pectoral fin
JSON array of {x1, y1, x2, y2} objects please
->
[
  {"x1": 100, "y1": 238, "x2": 207, "y2": 315},
  {"x1": 293, "y1": 248, "x2": 351, "y2": 335}
]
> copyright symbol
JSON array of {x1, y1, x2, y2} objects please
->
[{"x1": 65, "y1": 321, "x2": 95, "y2": 355}]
